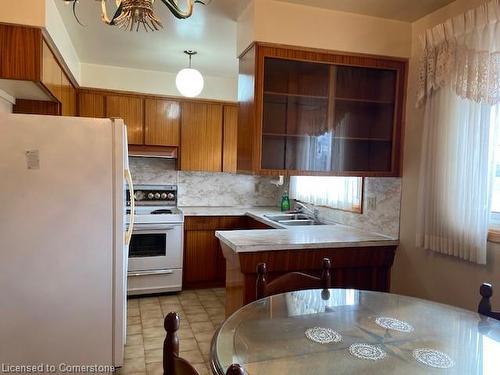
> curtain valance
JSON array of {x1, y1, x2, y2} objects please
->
[{"x1": 417, "y1": 0, "x2": 500, "y2": 107}]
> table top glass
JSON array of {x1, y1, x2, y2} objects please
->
[{"x1": 212, "y1": 289, "x2": 500, "y2": 375}]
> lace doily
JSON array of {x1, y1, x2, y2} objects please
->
[
  {"x1": 413, "y1": 348, "x2": 455, "y2": 369},
  {"x1": 375, "y1": 317, "x2": 414, "y2": 333},
  {"x1": 304, "y1": 327, "x2": 342, "y2": 344},
  {"x1": 349, "y1": 343, "x2": 386, "y2": 361}
]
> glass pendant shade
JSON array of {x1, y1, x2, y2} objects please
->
[{"x1": 176, "y1": 51, "x2": 204, "y2": 98}]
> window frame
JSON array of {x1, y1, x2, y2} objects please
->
[{"x1": 290, "y1": 176, "x2": 364, "y2": 214}]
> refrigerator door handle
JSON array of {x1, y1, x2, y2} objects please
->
[{"x1": 125, "y1": 168, "x2": 135, "y2": 246}]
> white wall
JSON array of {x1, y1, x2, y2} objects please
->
[
  {"x1": 80, "y1": 63, "x2": 237, "y2": 102},
  {"x1": 0, "y1": 0, "x2": 45, "y2": 27},
  {"x1": 392, "y1": 0, "x2": 500, "y2": 311},
  {"x1": 237, "y1": 0, "x2": 412, "y2": 58}
]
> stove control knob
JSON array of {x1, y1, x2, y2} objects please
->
[
  {"x1": 160, "y1": 193, "x2": 167, "y2": 199},
  {"x1": 167, "y1": 193, "x2": 175, "y2": 200},
  {"x1": 154, "y1": 193, "x2": 161, "y2": 199},
  {"x1": 134, "y1": 191, "x2": 145, "y2": 201},
  {"x1": 148, "y1": 193, "x2": 154, "y2": 200}
]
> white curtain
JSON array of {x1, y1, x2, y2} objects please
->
[
  {"x1": 417, "y1": 0, "x2": 500, "y2": 264},
  {"x1": 289, "y1": 176, "x2": 362, "y2": 211}
]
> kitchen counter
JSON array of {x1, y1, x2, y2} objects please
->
[
  {"x1": 209, "y1": 208, "x2": 399, "y2": 315},
  {"x1": 214, "y1": 209, "x2": 398, "y2": 253}
]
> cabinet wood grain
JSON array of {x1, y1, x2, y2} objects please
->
[
  {"x1": 12, "y1": 99, "x2": 60, "y2": 116},
  {"x1": 78, "y1": 91, "x2": 105, "y2": 118},
  {"x1": 223, "y1": 105, "x2": 238, "y2": 173},
  {"x1": 0, "y1": 24, "x2": 41, "y2": 81},
  {"x1": 145, "y1": 99, "x2": 180, "y2": 146},
  {"x1": 180, "y1": 102, "x2": 223, "y2": 172},
  {"x1": 61, "y1": 73, "x2": 76, "y2": 116},
  {"x1": 42, "y1": 41, "x2": 62, "y2": 102},
  {"x1": 106, "y1": 95, "x2": 144, "y2": 144}
]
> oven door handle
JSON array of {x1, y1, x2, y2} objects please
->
[
  {"x1": 128, "y1": 269, "x2": 174, "y2": 277},
  {"x1": 132, "y1": 224, "x2": 179, "y2": 231}
]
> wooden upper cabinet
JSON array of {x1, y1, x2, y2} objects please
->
[
  {"x1": 0, "y1": 24, "x2": 41, "y2": 81},
  {"x1": 223, "y1": 105, "x2": 238, "y2": 173},
  {"x1": 106, "y1": 95, "x2": 144, "y2": 145},
  {"x1": 238, "y1": 43, "x2": 407, "y2": 177},
  {"x1": 144, "y1": 99, "x2": 180, "y2": 146},
  {"x1": 42, "y1": 41, "x2": 62, "y2": 102},
  {"x1": 181, "y1": 102, "x2": 223, "y2": 172},
  {"x1": 61, "y1": 73, "x2": 76, "y2": 116},
  {"x1": 78, "y1": 92, "x2": 105, "y2": 118}
]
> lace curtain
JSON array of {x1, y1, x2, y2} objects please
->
[
  {"x1": 416, "y1": 0, "x2": 500, "y2": 264},
  {"x1": 417, "y1": 0, "x2": 500, "y2": 107}
]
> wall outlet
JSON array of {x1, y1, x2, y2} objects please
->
[{"x1": 367, "y1": 197, "x2": 377, "y2": 210}]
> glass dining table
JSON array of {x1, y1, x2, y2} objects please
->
[{"x1": 210, "y1": 289, "x2": 500, "y2": 375}]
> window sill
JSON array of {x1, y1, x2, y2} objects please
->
[{"x1": 488, "y1": 229, "x2": 500, "y2": 244}]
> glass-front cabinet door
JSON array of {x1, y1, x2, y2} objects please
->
[{"x1": 260, "y1": 57, "x2": 399, "y2": 175}]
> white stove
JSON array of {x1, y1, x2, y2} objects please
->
[{"x1": 126, "y1": 185, "x2": 184, "y2": 295}]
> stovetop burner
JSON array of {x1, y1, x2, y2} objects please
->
[{"x1": 151, "y1": 209, "x2": 173, "y2": 215}]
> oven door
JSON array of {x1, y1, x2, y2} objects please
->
[{"x1": 128, "y1": 223, "x2": 183, "y2": 272}]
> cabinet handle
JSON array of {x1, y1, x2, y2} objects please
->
[{"x1": 128, "y1": 269, "x2": 174, "y2": 277}]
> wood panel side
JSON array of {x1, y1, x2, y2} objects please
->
[
  {"x1": 237, "y1": 45, "x2": 256, "y2": 173},
  {"x1": 41, "y1": 40, "x2": 62, "y2": 101},
  {"x1": 223, "y1": 105, "x2": 238, "y2": 173},
  {"x1": 0, "y1": 24, "x2": 41, "y2": 81},
  {"x1": 106, "y1": 95, "x2": 144, "y2": 145},
  {"x1": 144, "y1": 99, "x2": 180, "y2": 147}
]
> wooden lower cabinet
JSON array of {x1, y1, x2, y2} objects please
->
[{"x1": 183, "y1": 216, "x2": 272, "y2": 289}]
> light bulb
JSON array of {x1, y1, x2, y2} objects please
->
[{"x1": 175, "y1": 68, "x2": 204, "y2": 98}]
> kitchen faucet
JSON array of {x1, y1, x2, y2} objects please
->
[{"x1": 294, "y1": 201, "x2": 320, "y2": 221}]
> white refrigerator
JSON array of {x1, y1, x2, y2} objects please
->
[{"x1": 0, "y1": 114, "x2": 133, "y2": 369}]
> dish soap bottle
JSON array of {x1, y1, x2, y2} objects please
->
[{"x1": 280, "y1": 191, "x2": 290, "y2": 212}]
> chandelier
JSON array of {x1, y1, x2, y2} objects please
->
[{"x1": 63, "y1": 0, "x2": 209, "y2": 31}]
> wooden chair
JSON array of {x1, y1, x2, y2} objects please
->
[
  {"x1": 163, "y1": 312, "x2": 244, "y2": 375},
  {"x1": 256, "y1": 258, "x2": 332, "y2": 299},
  {"x1": 478, "y1": 283, "x2": 500, "y2": 321}
]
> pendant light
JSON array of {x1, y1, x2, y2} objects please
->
[{"x1": 176, "y1": 50, "x2": 204, "y2": 98}]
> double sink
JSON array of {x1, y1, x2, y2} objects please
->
[{"x1": 264, "y1": 213, "x2": 326, "y2": 226}]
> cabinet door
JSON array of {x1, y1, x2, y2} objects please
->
[
  {"x1": 106, "y1": 95, "x2": 144, "y2": 145},
  {"x1": 223, "y1": 105, "x2": 238, "y2": 173},
  {"x1": 61, "y1": 73, "x2": 76, "y2": 116},
  {"x1": 144, "y1": 99, "x2": 180, "y2": 146},
  {"x1": 42, "y1": 41, "x2": 62, "y2": 102},
  {"x1": 79, "y1": 92, "x2": 105, "y2": 118},
  {"x1": 183, "y1": 230, "x2": 219, "y2": 286},
  {"x1": 181, "y1": 102, "x2": 223, "y2": 172}
]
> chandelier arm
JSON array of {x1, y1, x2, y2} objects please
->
[
  {"x1": 159, "y1": 0, "x2": 203, "y2": 19},
  {"x1": 101, "y1": 0, "x2": 123, "y2": 25},
  {"x1": 72, "y1": 1, "x2": 85, "y2": 26}
]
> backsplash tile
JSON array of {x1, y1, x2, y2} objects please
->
[{"x1": 129, "y1": 157, "x2": 283, "y2": 207}]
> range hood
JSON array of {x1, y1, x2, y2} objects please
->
[{"x1": 128, "y1": 145, "x2": 178, "y2": 159}]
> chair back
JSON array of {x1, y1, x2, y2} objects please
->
[
  {"x1": 164, "y1": 312, "x2": 245, "y2": 375},
  {"x1": 478, "y1": 283, "x2": 500, "y2": 321},
  {"x1": 256, "y1": 258, "x2": 332, "y2": 299},
  {"x1": 164, "y1": 312, "x2": 199, "y2": 375}
]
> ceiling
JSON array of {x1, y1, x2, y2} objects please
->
[
  {"x1": 55, "y1": 0, "x2": 454, "y2": 79},
  {"x1": 54, "y1": 0, "x2": 250, "y2": 78},
  {"x1": 276, "y1": 0, "x2": 456, "y2": 22}
]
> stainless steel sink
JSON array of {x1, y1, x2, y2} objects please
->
[
  {"x1": 264, "y1": 213, "x2": 311, "y2": 221},
  {"x1": 264, "y1": 213, "x2": 326, "y2": 226}
]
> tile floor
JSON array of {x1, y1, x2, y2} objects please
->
[{"x1": 118, "y1": 288, "x2": 226, "y2": 375}]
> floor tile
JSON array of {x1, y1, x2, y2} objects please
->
[{"x1": 122, "y1": 288, "x2": 225, "y2": 373}]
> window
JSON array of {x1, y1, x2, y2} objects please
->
[
  {"x1": 289, "y1": 176, "x2": 363, "y2": 213},
  {"x1": 489, "y1": 104, "x2": 500, "y2": 237}
]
